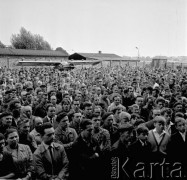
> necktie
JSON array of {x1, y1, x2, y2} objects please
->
[
  {"x1": 49, "y1": 145, "x2": 54, "y2": 162},
  {"x1": 50, "y1": 117, "x2": 53, "y2": 124},
  {"x1": 48, "y1": 145, "x2": 54, "y2": 175}
]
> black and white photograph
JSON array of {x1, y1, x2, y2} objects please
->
[{"x1": 0, "y1": 0, "x2": 187, "y2": 179}]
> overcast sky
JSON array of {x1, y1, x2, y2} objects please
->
[{"x1": 0, "y1": 0, "x2": 186, "y2": 57}]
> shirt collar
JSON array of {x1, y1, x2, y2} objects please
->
[
  {"x1": 153, "y1": 128, "x2": 166, "y2": 137},
  {"x1": 42, "y1": 142, "x2": 54, "y2": 150}
]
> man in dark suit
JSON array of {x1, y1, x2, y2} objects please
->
[
  {"x1": 34, "y1": 122, "x2": 69, "y2": 180},
  {"x1": 128, "y1": 126, "x2": 152, "y2": 178},
  {"x1": 69, "y1": 119, "x2": 101, "y2": 180},
  {"x1": 167, "y1": 117, "x2": 187, "y2": 177},
  {"x1": 110, "y1": 124, "x2": 134, "y2": 180},
  {"x1": 43, "y1": 104, "x2": 58, "y2": 129}
]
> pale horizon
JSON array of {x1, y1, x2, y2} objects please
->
[{"x1": 0, "y1": 0, "x2": 186, "y2": 57}]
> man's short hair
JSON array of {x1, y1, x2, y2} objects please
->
[
  {"x1": 136, "y1": 126, "x2": 149, "y2": 135},
  {"x1": 102, "y1": 112, "x2": 113, "y2": 121},
  {"x1": 82, "y1": 102, "x2": 92, "y2": 110},
  {"x1": 61, "y1": 99, "x2": 71, "y2": 105},
  {"x1": 9, "y1": 99, "x2": 21, "y2": 111},
  {"x1": 153, "y1": 116, "x2": 166, "y2": 124},
  {"x1": 80, "y1": 119, "x2": 92, "y2": 130},
  {"x1": 160, "y1": 108, "x2": 173, "y2": 116},
  {"x1": 46, "y1": 104, "x2": 55, "y2": 112},
  {"x1": 130, "y1": 113, "x2": 140, "y2": 119},
  {"x1": 39, "y1": 122, "x2": 53, "y2": 136},
  {"x1": 4, "y1": 128, "x2": 18, "y2": 139},
  {"x1": 91, "y1": 113, "x2": 101, "y2": 119},
  {"x1": 134, "y1": 119, "x2": 145, "y2": 127},
  {"x1": 174, "y1": 117, "x2": 185, "y2": 126}
]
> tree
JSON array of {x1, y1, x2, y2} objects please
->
[
  {"x1": 11, "y1": 27, "x2": 52, "y2": 50},
  {"x1": 55, "y1": 47, "x2": 68, "y2": 55},
  {"x1": 0, "y1": 41, "x2": 6, "y2": 48}
]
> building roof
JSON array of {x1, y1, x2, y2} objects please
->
[
  {"x1": 69, "y1": 52, "x2": 121, "y2": 60},
  {"x1": 0, "y1": 48, "x2": 69, "y2": 57},
  {"x1": 78, "y1": 52, "x2": 121, "y2": 58},
  {"x1": 69, "y1": 52, "x2": 140, "y2": 62}
]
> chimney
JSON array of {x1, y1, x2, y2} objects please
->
[{"x1": 98, "y1": 51, "x2": 102, "y2": 54}]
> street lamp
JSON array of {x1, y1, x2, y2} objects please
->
[{"x1": 135, "y1": 47, "x2": 140, "y2": 60}]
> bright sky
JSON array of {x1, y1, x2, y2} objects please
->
[{"x1": 0, "y1": 0, "x2": 186, "y2": 57}]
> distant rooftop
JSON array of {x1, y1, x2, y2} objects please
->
[{"x1": 0, "y1": 48, "x2": 69, "y2": 57}]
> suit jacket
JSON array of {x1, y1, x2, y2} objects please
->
[
  {"x1": 43, "y1": 115, "x2": 58, "y2": 129},
  {"x1": 34, "y1": 142, "x2": 69, "y2": 180},
  {"x1": 70, "y1": 135, "x2": 101, "y2": 180},
  {"x1": 129, "y1": 139, "x2": 152, "y2": 163},
  {"x1": 110, "y1": 140, "x2": 131, "y2": 180},
  {"x1": 167, "y1": 131, "x2": 187, "y2": 164},
  {"x1": 34, "y1": 103, "x2": 47, "y2": 118}
]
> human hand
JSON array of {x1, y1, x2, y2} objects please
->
[{"x1": 90, "y1": 153, "x2": 99, "y2": 159}]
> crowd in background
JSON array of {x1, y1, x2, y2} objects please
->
[{"x1": 0, "y1": 65, "x2": 187, "y2": 180}]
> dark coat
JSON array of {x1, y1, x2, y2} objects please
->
[
  {"x1": 33, "y1": 142, "x2": 69, "y2": 180},
  {"x1": 167, "y1": 131, "x2": 187, "y2": 164},
  {"x1": 110, "y1": 140, "x2": 131, "y2": 180},
  {"x1": 128, "y1": 139, "x2": 152, "y2": 178},
  {"x1": 34, "y1": 103, "x2": 47, "y2": 118},
  {"x1": 69, "y1": 135, "x2": 101, "y2": 180}
]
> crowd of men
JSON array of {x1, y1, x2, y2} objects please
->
[{"x1": 0, "y1": 65, "x2": 187, "y2": 180}]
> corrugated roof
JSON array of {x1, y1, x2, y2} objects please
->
[{"x1": 0, "y1": 48, "x2": 68, "y2": 57}]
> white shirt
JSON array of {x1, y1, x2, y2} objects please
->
[
  {"x1": 165, "y1": 122, "x2": 173, "y2": 135},
  {"x1": 153, "y1": 128, "x2": 166, "y2": 144}
]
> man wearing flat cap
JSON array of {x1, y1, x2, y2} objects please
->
[
  {"x1": 0, "y1": 112, "x2": 16, "y2": 134},
  {"x1": 110, "y1": 124, "x2": 134, "y2": 179}
]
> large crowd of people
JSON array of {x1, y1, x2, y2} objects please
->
[{"x1": 0, "y1": 65, "x2": 187, "y2": 180}]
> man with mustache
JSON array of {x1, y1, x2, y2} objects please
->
[{"x1": 34, "y1": 122, "x2": 69, "y2": 180}]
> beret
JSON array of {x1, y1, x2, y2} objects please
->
[
  {"x1": 56, "y1": 112, "x2": 67, "y2": 123},
  {"x1": 5, "y1": 90, "x2": 12, "y2": 94},
  {"x1": 118, "y1": 123, "x2": 134, "y2": 133}
]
